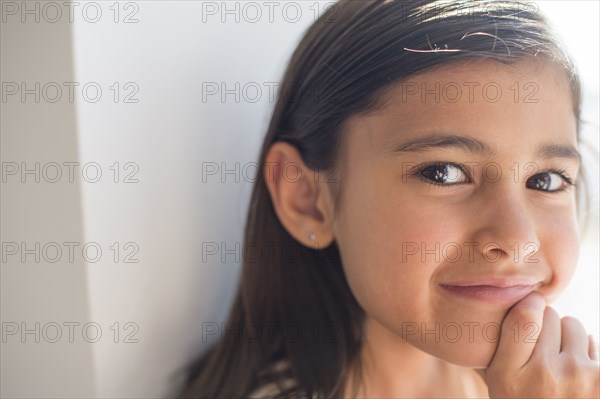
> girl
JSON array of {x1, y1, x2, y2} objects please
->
[{"x1": 181, "y1": 0, "x2": 599, "y2": 397}]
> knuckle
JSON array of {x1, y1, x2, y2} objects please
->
[
  {"x1": 558, "y1": 353, "x2": 592, "y2": 386},
  {"x1": 561, "y1": 316, "x2": 584, "y2": 330},
  {"x1": 560, "y1": 352, "x2": 583, "y2": 372},
  {"x1": 486, "y1": 367, "x2": 517, "y2": 395},
  {"x1": 495, "y1": 377, "x2": 520, "y2": 397}
]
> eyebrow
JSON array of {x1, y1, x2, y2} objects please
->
[{"x1": 388, "y1": 133, "x2": 581, "y2": 164}]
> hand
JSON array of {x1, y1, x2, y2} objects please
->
[{"x1": 478, "y1": 292, "x2": 600, "y2": 398}]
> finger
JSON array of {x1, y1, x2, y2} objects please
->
[
  {"x1": 560, "y1": 316, "x2": 589, "y2": 357},
  {"x1": 490, "y1": 291, "x2": 546, "y2": 370},
  {"x1": 589, "y1": 335, "x2": 599, "y2": 361},
  {"x1": 531, "y1": 306, "x2": 561, "y2": 359}
]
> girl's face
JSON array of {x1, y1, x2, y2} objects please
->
[{"x1": 331, "y1": 60, "x2": 581, "y2": 367}]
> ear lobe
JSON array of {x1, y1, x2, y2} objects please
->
[{"x1": 263, "y1": 142, "x2": 335, "y2": 248}]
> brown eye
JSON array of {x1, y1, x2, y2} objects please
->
[
  {"x1": 420, "y1": 163, "x2": 467, "y2": 185},
  {"x1": 525, "y1": 171, "x2": 572, "y2": 192}
]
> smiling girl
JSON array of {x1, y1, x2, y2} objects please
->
[{"x1": 180, "y1": 0, "x2": 599, "y2": 398}]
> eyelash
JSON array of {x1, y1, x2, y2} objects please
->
[
  {"x1": 546, "y1": 168, "x2": 576, "y2": 187},
  {"x1": 410, "y1": 162, "x2": 576, "y2": 193}
]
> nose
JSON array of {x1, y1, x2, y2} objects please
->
[{"x1": 470, "y1": 189, "x2": 540, "y2": 265}]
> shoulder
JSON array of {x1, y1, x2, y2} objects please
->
[{"x1": 248, "y1": 358, "x2": 316, "y2": 399}]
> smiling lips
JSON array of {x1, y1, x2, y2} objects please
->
[{"x1": 439, "y1": 277, "x2": 543, "y2": 303}]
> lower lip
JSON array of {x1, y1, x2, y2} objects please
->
[{"x1": 439, "y1": 284, "x2": 537, "y2": 303}]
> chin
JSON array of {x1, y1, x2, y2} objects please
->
[{"x1": 407, "y1": 333, "x2": 499, "y2": 368}]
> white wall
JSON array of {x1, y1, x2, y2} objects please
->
[
  {"x1": 71, "y1": 2, "x2": 317, "y2": 397},
  {"x1": 1, "y1": 1, "x2": 598, "y2": 398},
  {"x1": 1, "y1": 4, "x2": 96, "y2": 397}
]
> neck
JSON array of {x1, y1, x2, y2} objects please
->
[{"x1": 343, "y1": 317, "x2": 487, "y2": 398}]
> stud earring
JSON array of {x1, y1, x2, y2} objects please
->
[{"x1": 307, "y1": 232, "x2": 316, "y2": 241}]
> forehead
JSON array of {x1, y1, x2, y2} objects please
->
[{"x1": 346, "y1": 59, "x2": 578, "y2": 154}]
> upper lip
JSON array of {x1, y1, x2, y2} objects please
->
[{"x1": 439, "y1": 276, "x2": 545, "y2": 288}]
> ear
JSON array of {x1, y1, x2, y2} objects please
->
[{"x1": 263, "y1": 141, "x2": 335, "y2": 249}]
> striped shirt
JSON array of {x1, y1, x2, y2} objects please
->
[{"x1": 248, "y1": 358, "x2": 317, "y2": 398}]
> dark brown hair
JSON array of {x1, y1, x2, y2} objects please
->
[{"x1": 179, "y1": 1, "x2": 584, "y2": 397}]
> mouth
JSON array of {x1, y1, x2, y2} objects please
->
[{"x1": 438, "y1": 283, "x2": 539, "y2": 304}]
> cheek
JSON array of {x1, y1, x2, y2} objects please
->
[
  {"x1": 334, "y1": 184, "x2": 459, "y2": 331},
  {"x1": 538, "y1": 216, "x2": 580, "y2": 303}
]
